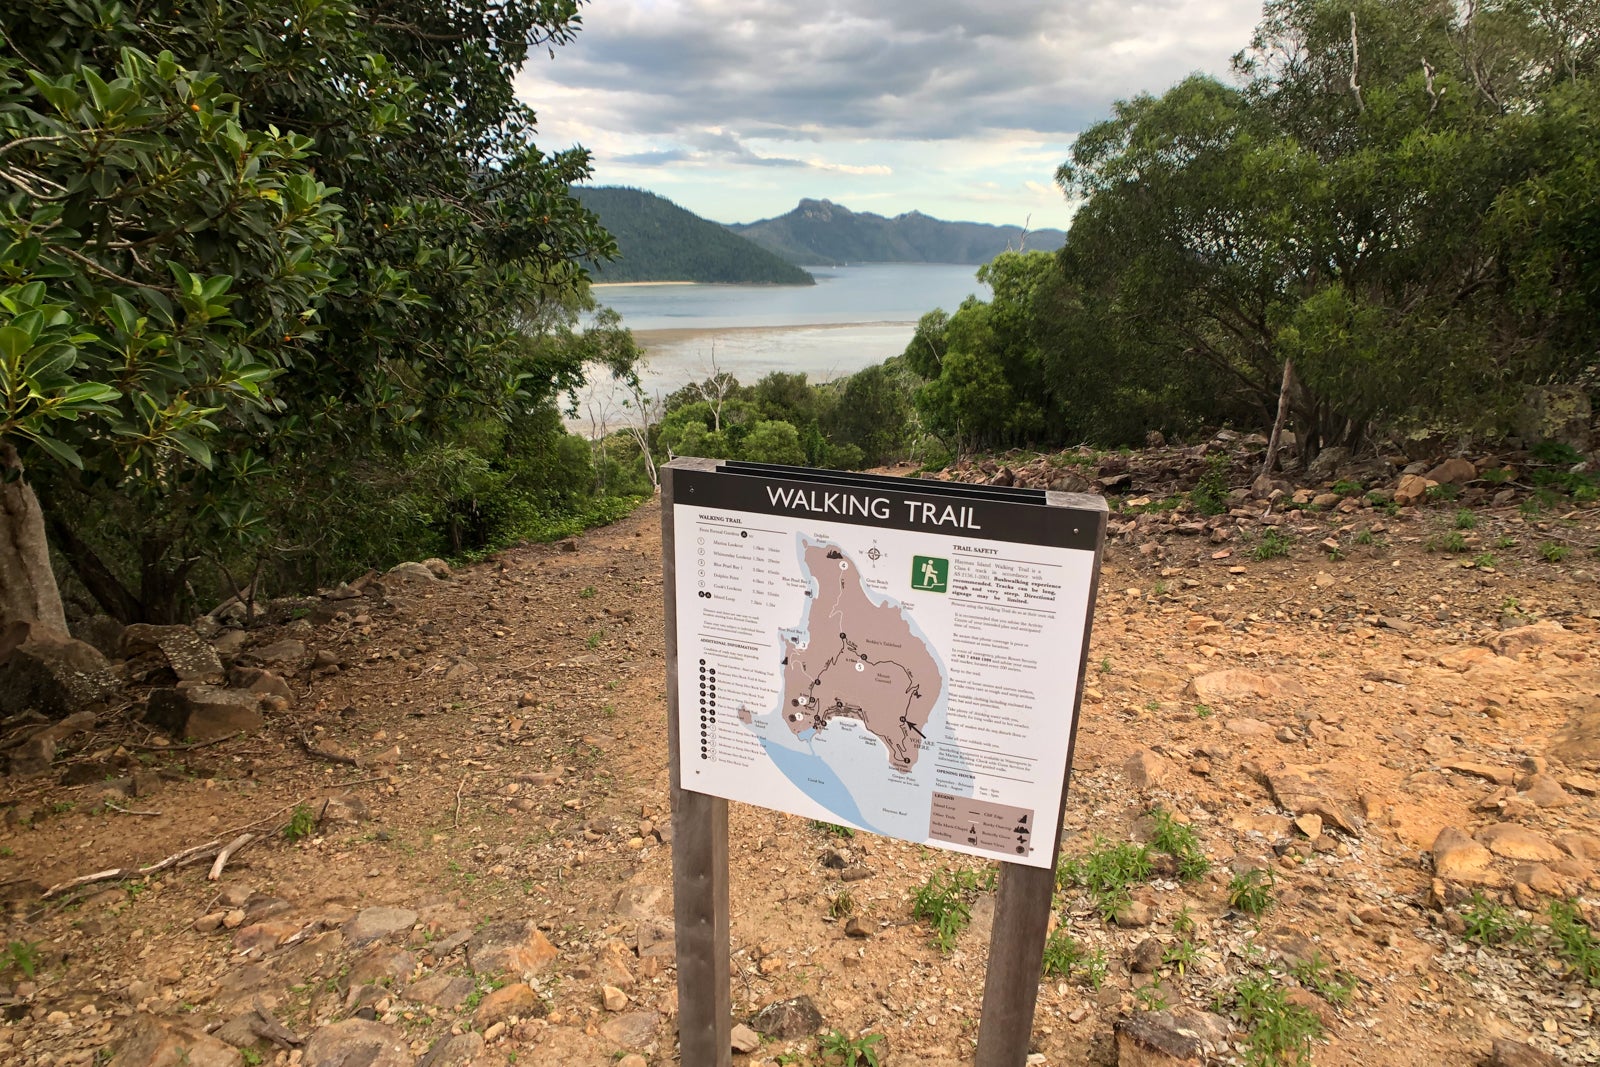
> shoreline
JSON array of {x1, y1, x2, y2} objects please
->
[{"x1": 630, "y1": 320, "x2": 912, "y2": 348}]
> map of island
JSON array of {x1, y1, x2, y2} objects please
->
[{"x1": 779, "y1": 541, "x2": 943, "y2": 773}]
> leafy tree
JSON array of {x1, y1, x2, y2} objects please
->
[{"x1": 1, "y1": 0, "x2": 621, "y2": 625}]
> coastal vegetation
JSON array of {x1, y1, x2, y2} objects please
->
[{"x1": 575, "y1": 187, "x2": 815, "y2": 285}]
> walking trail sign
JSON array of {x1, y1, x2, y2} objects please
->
[{"x1": 662, "y1": 458, "x2": 1107, "y2": 1066}]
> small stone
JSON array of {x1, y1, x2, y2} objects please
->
[
  {"x1": 1519, "y1": 774, "x2": 1571, "y2": 808},
  {"x1": 730, "y1": 1023, "x2": 762, "y2": 1054},
  {"x1": 1124, "y1": 748, "x2": 1171, "y2": 790},
  {"x1": 602, "y1": 985, "x2": 628, "y2": 1011},
  {"x1": 1486, "y1": 1038, "x2": 1562, "y2": 1067},
  {"x1": 302, "y1": 1018, "x2": 413, "y2": 1067},
  {"x1": 193, "y1": 912, "x2": 226, "y2": 934},
  {"x1": 1129, "y1": 938, "x2": 1164, "y2": 974},
  {"x1": 467, "y1": 920, "x2": 559, "y2": 977},
  {"x1": 750, "y1": 994, "x2": 824, "y2": 1039},
  {"x1": 1293, "y1": 813, "x2": 1322, "y2": 839},
  {"x1": 844, "y1": 917, "x2": 872, "y2": 939},
  {"x1": 1113, "y1": 900, "x2": 1152, "y2": 928},
  {"x1": 473, "y1": 983, "x2": 542, "y2": 1029},
  {"x1": 1114, "y1": 1008, "x2": 1232, "y2": 1064}
]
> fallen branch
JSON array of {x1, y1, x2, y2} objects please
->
[
  {"x1": 299, "y1": 732, "x2": 360, "y2": 767},
  {"x1": 454, "y1": 775, "x2": 467, "y2": 828},
  {"x1": 43, "y1": 838, "x2": 223, "y2": 897},
  {"x1": 104, "y1": 802, "x2": 162, "y2": 817},
  {"x1": 250, "y1": 996, "x2": 304, "y2": 1047},
  {"x1": 208, "y1": 832, "x2": 256, "y2": 881},
  {"x1": 130, "y1": 731, "x2": 242, "y2": 753}
]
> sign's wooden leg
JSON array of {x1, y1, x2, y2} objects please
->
[
  {"x1": 975, "y1": 862, "x2": 1056, "y2": 1066},
  {"x1": 671, "y1": 787, "x2": 731, "y2": 1067}
]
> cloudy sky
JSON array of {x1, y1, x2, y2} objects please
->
[{"x1": 516, "y1": 1, "x2": 1266, "y2": 228}]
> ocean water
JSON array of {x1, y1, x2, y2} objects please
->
[{"x1": 574, "y1": 263, "x2": 990, "y2": 420}]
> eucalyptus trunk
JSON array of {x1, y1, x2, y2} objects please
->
[{"x1": 0, "y1": 444, "x2": 67, "y2": 633}]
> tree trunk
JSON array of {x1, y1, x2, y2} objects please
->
[
  {"x1": 0, "y1": 444, "x2": 69, "y2": 631},
  {"x1": 1261, "y1": 359, "x2": 1295, "y2": 477}
]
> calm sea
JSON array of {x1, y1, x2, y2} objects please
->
[{"x1": 575, "y1": 264, "x2": 989, "y2": 423}]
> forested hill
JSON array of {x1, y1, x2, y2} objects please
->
[
  {"x1": 727, "y1": 199, "x2": 1066, "y2": 265},
  {"x1": 575, "y1": 187, "x2": 814, "y2": 285}
]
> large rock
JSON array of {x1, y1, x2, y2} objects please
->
[
  {"x1": 378, "y1": 562, "x2": 439, "y2": 597},
  {"x1": 467, "y1": 919, "x2": 559, "y2": 977},
  {"x1": 1550, "y1": 698, "x2": 1600, "y2": 764},
  {"x1": 0, "y1": 622, "x2": 118, "y2": 717},
  {"x1": 343, "y1": 906, "x2": 418, "y2": 947},
  {"x1": 1124, "y1": 748, "x2": 1172, "y2": 790},
  {"x1": 303, "y1": 1019, "x2": 414, "y2": 1067},
  {"x1": 1477, "y1": 824, "x2": 1564, "y2": 863},
  {"x1": 1431, "y1": 827, "x2": 1493, "y2": 881},
  {"x1": 473, "y1": 982, "x2": 543, "y2": 1028},
  {"x1": 120, "y1": 624, "x2": 224, "y2": 681},
  {"x1": 1488, "y1": 1037, "x2": 1563, "y2": 1067},
  {"x1": 1264, "y1": 764, "x2": 1363, "y2": 835},
  {"x1": 1114, "y1": 1008, "x2": 1232, "y2": 1066},
  {"x1": 1490, "y1": 621, "x2": 1569, "y2": 659},
  {"x1": 1190, "y1": 670, "x2": 1305, "y2": 705},
  {"x1": 1423, "y1": 457, "x2": 1477, "y2": 485},
  {"x1": 602, "y1": 1011, "x2": 662, "y2": 1049},
  {"x1": 145, "y1": 686, "x2": 263, "y2": 741},
  {"x1": 109, "y1": 1014, "x2": 240, "y2": 1067},
  {"x1": 1392, "y1": 473, "x2": 1436, "y2": 507}
]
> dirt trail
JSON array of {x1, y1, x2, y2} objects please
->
[{"x1": 2, "y1": 490, "x2": 1598, "y2": 1067}]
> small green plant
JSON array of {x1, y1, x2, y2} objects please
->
[
  {"x1": 1190, "y1": 455, "x2": 1230, "y2": 516},
  {"x1": 1330, "y1": 479, "x2": 1362, "y2": 496},
  {"x1": 1290, "y1": 951, "x2": 1358, "y2": 1005},
  {"x1": 282, "y1": 803, "x2": 317, "y2": 842},
  {"x1": 828, "y1": 889, "x2": 855, "y2": 920},
  {"x1": 1494, "y1": 535, "x2": 1518, "y2": 549},
  {"x1": 1099, "y1": 655, "x2": 1112, "y2": 674},
  {"x1": 1482, "y1": 467, "x2": 1512, "y2": 485},
  {"x1": 240, "y1": 1048, "x2": 264, "y2": 1066},
  {"x1": 1352, "y1": 529, "x2": 1374, "y2": 546},
  {"x1": 811, "y1": 820, "x2": 856, "y2": 839},
  {"x1": 1149, "y1": 807, "x2": 1211, "y2": 881},
  {"x1": 578, "y1": 586, "x2": 596, "y2": 598},
  {"x1": 1134, "y1": 979, "x2": 1169, "y2": 1011},
  {"x1": 1143, "y1": 697, "x2": 1160, "y2": 712},
  {"x1": 0, "y1": 845, "x2": 13, "y2": 858},
  {"x1": 1163, "y1": 938, "x2": 1204, "y2": 975},
  {"x1": 1548, "y1": 899, "x2": 1600, "y2": 987},
  {"x1": 1152, "y1": 579, "x2": 1169, "y2": 597},
  {"x1": 5, "y1": 940, "x2": 39, "y2": 978},
  {"x1": 1227, "y1": 868, "x2": 1276, "y2": 917},
  {"x1": 1059, "y1": 838, "x2": 1153, "y2": 921},
  {"x1": 585, "y1": 629, "x2": 605, "y2": 649},
  {"x1": 1252, "y1": 528, "x2": 1292, "y2": 561},
  {"x1": 1232, "y1": 976, "x2": 1322, "y2": 1067},
  {"x1": 1425, "y1": 482, "x2": 1461, "y2": 502},
  {"x1": 1454, "y1": 509, "x2": 1477, "y2": 529},
  {"x1": 1472, "y1": 552, "x2": 1497, "y2": 569},
  {"x1": 819, "y1": 1029, "x2": 884, "y2": 1067},
  {"x1": 1081, "y1": 948, "x2": 1109, "y2": 990},
  {"x1": 1040, "y1": 926, "x2": 1085, "y2": 978},
  {"x1": 912, "y1": 870, "x2": 978, "y2": 951},
  {"x1": 1539, "y1": 541, "x2": 1569, "y2": 562},
  {"x1": 1194, "y1": 703, "x2": 1213, "y2": 719},
  {"x1": 1427, "y1": 531, "x2": 1468, "y2": 553},
  {"x1": 1173, "y1": 905, "x2": 1197, "y2": 939}
]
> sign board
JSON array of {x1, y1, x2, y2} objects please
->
[{"x1": 668, "y1": 460, "x2": 1105, "y2": 868}]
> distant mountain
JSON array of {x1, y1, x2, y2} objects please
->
[
  {"x1": 727, "y1": 199, "x2": 1066, "y2": 266},
  {"x1": 574, "y1": 187, "x2": 814, "y2": 285}
]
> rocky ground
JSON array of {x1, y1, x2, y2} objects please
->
[{"x1": 1, "y1": 441, "x2": 1598, "y2": 1067}]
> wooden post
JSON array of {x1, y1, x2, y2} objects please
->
[
  {"x1": 975, "y1": 490, "x2": 1107, "y2": 1067},
  {"x1": 662, "y1": 460, "x2": 732, "y2": 1067}
]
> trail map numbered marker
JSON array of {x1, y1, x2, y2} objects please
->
[{"x1": 668, "y1": 461, "x2": 1105, "y2": 868}]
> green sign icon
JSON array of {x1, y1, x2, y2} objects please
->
[{"x1": 911, "y1": 555, "x2": 949, "y2": 592}]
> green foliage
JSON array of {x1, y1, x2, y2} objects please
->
[
  {"x1": 910, "y1": 868, "x2": 992, "y2": 952},
  {"x1": 1190, "y1": 454, "x2": 1231, "y2": 515},
  {"x1": 1227, "y1": 868, "x2": 1276, "y2": 916},
  {"x1": 1231, "y1": 976, "x2": 1322, "y2": 1067},
  {"x1": 1252, "y1": 528, "x2": 1293, "y2": 561},
  {"x1": 1149, "y1": 807, "x2": 1212, "y2": 881},
  {"x1": 817, "y1": 1029, "x2": 883, "y2": 1067},
  {"x1": 1428, "y1": 532, "x2": 1469, "y2": 553},
  {"x1": 1058, "y1": 838, "x2": 1153, "y2": 921},
  {"x1": 1548, "y1": 900, "x2": 1600, "y2": 987},
  {"x1": 1040, "y1": 926, "x2": 1085, "y2": 978},
  {"x1": 1290, "y1": 952, "x2": 1358, "y2": 1006},
  {"x1": 1330, "y1": 479, "x2": 1362, "y2": 496},
  {"x1": 574, "y1": 187, "x2": 813, "y2": 285},
  {"x1": 1134, "y1": 980, "x2": 1169, "y2": 1012},
  {"x1": 1454, "y1": 509, "x2": 1478, "y2": 529},
  {"x1": 811, "y1": 821, "x2": 856, "y2": 839},
  {"x1": 1539, "y1": 541, "x2": 1570, "y2": 562},
  {"x1": 5, "y1": 940, "x2": 38, "y2": 978},
  {"x1": 282, "y1": 803, "x2": 316, "y2": 842},
  {"x1": 2, "y1": 0, "x2": 630, "y2": 622},
  {"x1": 728, "y1": 197, "x2": 1062, "y2": 266}
]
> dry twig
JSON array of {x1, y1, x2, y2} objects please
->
[{"x1": 208, "y1": 832, "x2": 256, "y2": 881}]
